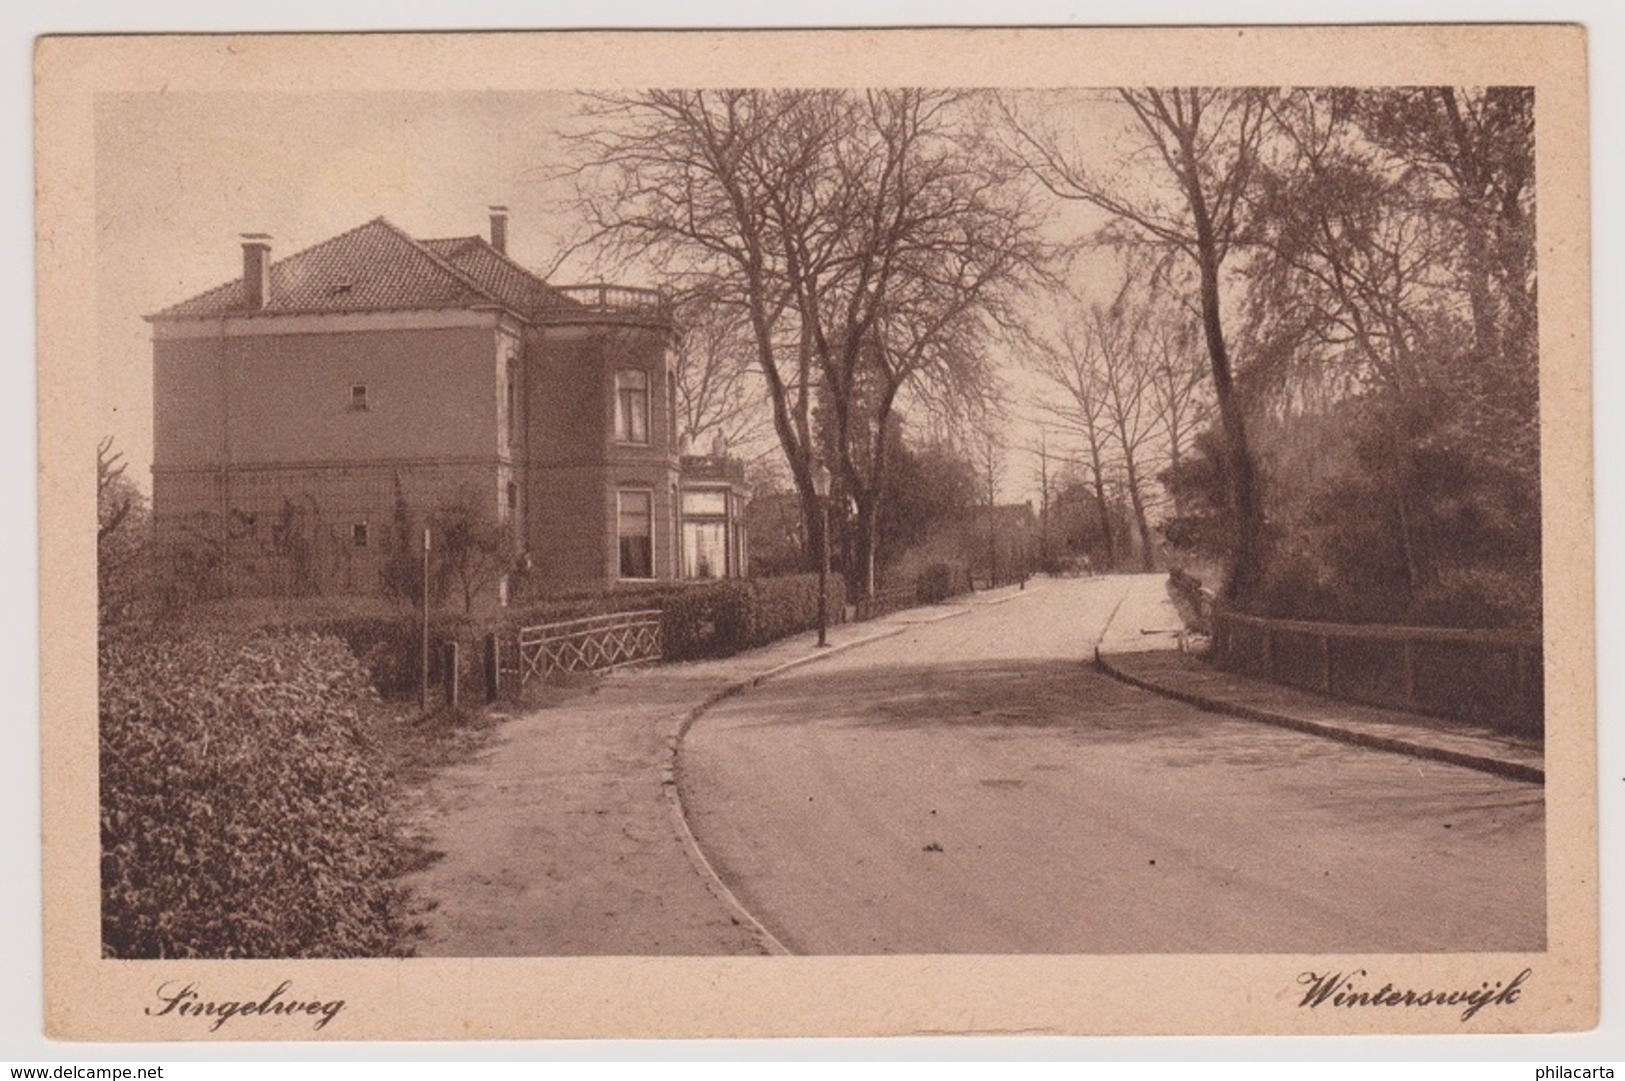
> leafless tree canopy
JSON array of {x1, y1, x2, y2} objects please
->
[{"x1": 568, "y1": 89, "x2": 1053, "y2": 594}]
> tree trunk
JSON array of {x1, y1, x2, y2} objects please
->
[
  {"x1": 853, "y1": 495, "x2": 878, "y2": 600},
  {"x1": 1123, "y1": 456, "x2": 1155, "y2": 572},
  {"x1": 799, "y1": 485, "x2": 826, "y2": 572},
  {"x1": 1090, "y1": 469, "x2": 1116, "y2": 569},
  {"x1": 1193, "y1": 229, "x2": 1265, "y2": 602}
]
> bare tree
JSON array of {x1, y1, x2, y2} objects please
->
[
  {"x1": 1144, "y1": 304, "x2": 1212, "y2": 472},
  {"x1": 98, "y1": 436, "x2": 133, "y2": 542},
  {"x1": 98, "y1": 436, "x2": 150, "y2": 628},
  {"x1": 1090, "y1": 303, "x2": 1162, "y2": 571},
  {"x1": 570, "y1": 89, "x2": 1047, "y2": 595},
  {"x1": 818, "y1": 92, "x2": 1050, "y2": 594},
  {"x1": 569, "y1": 90, "x2": 832, "y2": 566},
  {"x1": 1006, "y1": 88, "x2": 1273, "y2": 600},
  {"x1": 1027, "y1": 323, "x2": 1120, "y2": 569},
  {"x1": 429, "y1": 492, "x2": 517, "y2": 614},
  {"x1": 670, "y1": 292, "x2": 776, "y2": 461}
]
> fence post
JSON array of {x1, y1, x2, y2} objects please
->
[
  {"x1": 1262, "y1": 625, "x2": 1275, "y2": 680},
  {"x1": 1318, "y1": 633, "x2": 1332, "y2": 694},
  {"x1": 484, "y1": 633, "x2": 500, "y2": 703},
  {"x1": 444, "y1": 640, "x2": 460, "y2": 710}
]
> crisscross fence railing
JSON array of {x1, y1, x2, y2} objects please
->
[{"x1": 516, "y1": 609, "x2": 664, "y2": 688}]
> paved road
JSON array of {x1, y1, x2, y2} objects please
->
[{"x1": 678, "y1": 575, "x2": 1546, "y2": 954}]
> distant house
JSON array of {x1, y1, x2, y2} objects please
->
[{"x1": 147, "y1": 209, "x2": 749, "y2": 599}]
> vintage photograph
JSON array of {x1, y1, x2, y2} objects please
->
[{"x1": 40, "y1": 27, "x2": 1594, "y2": 1039}]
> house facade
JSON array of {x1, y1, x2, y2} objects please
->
[{"x1": 148, "y1": 210, "x2": 749, "y2": 599}]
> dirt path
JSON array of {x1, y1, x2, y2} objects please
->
[
  {"x1": 393, "y1": 593, "x2": 1015, "y2": 956},
  {"x1": 395, "y1": 664, "x2": 762, "y2": 956}
]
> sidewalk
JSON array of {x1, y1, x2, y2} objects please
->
[
  {"x1": 1095, "y1": 647, "x2": 1544, "y2": 785},
  {"x1": 396, "y1": 584, "x2": 1031, "y2": 957}
]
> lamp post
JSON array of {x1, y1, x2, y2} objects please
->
[{"x1": 812, "y1": 460, "x2": 832, "y2": 647}]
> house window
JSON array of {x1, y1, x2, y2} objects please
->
[
  {"x1": 615, "y1": 369, "x2": 650, "y2": 444},
  {"x1": 350, "y1": 384, "x2": 368, "y2": 411},
  {"x1": 507, "y1": 482, "x2": 518, "y2": 511},
  {"x1": 618, "y1": 490, "x2": 653, "y2": 579},
  {"x1": 684, "y1": 522, "x2": 727, "y2": 579},
  {"x1": 352, "y1": 522, "x2": 369, "y2": 548},
  {"x1": 681, "y1": 489, "x2": 731, "y2": 579}
]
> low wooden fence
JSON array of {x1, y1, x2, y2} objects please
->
[
  {"x1": 515, "y1": 609, "x2": 664, "y2": 688},
  {"x1": 1211, "y1": 610, "x2": 1543, "y2": 738}
]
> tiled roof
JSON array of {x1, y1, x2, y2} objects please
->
[
  {"x1": 419, "y1": 236, "x2": 579, "y2": 315},
  {"x1": 152, "y1": 218, "x2": 524, "y2": 320}
]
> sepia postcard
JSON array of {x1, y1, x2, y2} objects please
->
[{"x1": 36, "y1": 25, "x2": 1594, "y2": 1040}]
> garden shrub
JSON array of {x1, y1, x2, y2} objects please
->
[
  {"x1": 659, "y1": 573, "x2": 848, "y2": 659},
  {"x1": 750, "y1": 573, "x2": 835, "y2": 645},
  {"x1": 661, "y1": 580, "x2": 757, "y2": 660},
  {"x1": 100, "y1": 631, "x2": 405, "y2": 958},
  {"x1": 917, "y1": 562, "x2": 969, "y2": 604}
]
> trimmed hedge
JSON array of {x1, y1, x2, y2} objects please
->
[
  {"x1": 661, "y1": 580, "x2": 759, "y2": 660},
  {"x1": 751, "y1": 573, "x2": 836, "y2": 645},
  {"x1": 100, "y1": 631, "x2": 404, "y2": 958},
  {"x1": 662, "y1": 573, "x2": 848, "y2": 661},
  {"x1": 656, "y1": 572, "x2": 845, "y2": 656}
]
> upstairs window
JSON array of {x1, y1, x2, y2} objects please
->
[
  {"x1": 352, "y1": 522, "x2": 369, "y2": 548},
  {"x1": 350, "y1": 384, "x2": 369, "y2": 411},
  {"x1": 618, "y1": 490, "x2": 653, "y2": 579},
  {"x1": 615, "y1": 369, "x2": 650, "y2": 444}
]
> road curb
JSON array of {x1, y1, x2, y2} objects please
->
[
  {"x1": 658, "y1": 606, "x2": 974, "y2": 957},
  {"x1": 1093, "y1": 648, "x2": 1544, "y2": 786}
]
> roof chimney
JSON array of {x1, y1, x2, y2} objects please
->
[
  {"x1": 241, "y1": 233, "x2": 272, "y2": 310},
  {"x1": 488, "y1": 206, "x2": 509, "y2": 254}
]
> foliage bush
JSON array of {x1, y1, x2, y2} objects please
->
[
  {"x1": 660, "y1": 573, "x2": 847, "y2": 661},
  {"x1": 661, "y1": 580, "x2": 758, "y2": 660},
  {"x1": 916, "y1": 562, "x2": 971, "y2": 604},
  {"x1": 749, "y1": 573, "x2": 831, "y2": 645},
  {"x1": 100, "y1": 631, "x2": 405, "y2": 958}
]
